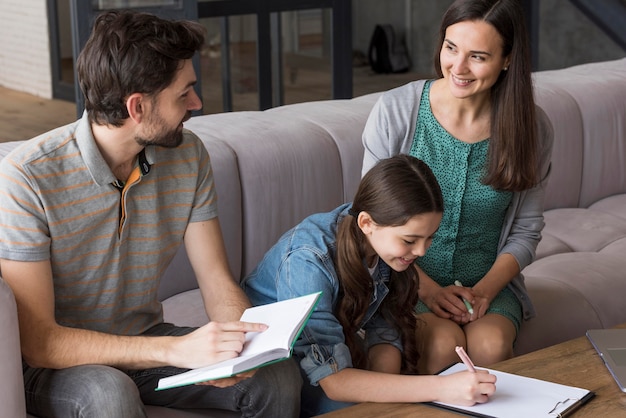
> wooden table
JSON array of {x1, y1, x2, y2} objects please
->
[{"x1": 316, "y1": 323, "x2": 626, "y2": 417}]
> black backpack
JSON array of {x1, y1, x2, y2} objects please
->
[{"x1": 368, "y1": 24, "x2": 411, "y2": 74}]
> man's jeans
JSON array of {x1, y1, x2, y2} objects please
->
[{"x1": 23, "y1": 323, "x2": 302, "y2": 418}]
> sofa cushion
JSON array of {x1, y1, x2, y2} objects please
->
[
  {"x1": 534, "y1": 58, "x2": 626, "y2": 208},
  {"x1": 516, "y1": 273, "x2": 602, "y2": 355},
  {"x1": 162, "y1": 289, "x2": 208, "y2": 328},
  {"x1": 538, "y1": 208, "x2": 626, "y2": 256},
  {"x1": 279, "y1": 93, "x2": 380, "y2": 202},
  {"x1": 187, "y1": 111, "x2": 346, "y2": 277},
  {"x1": 600, "y1": 236, "x2": 626, "y2": 257},
  {"x1": 0, "y1": 278, "x2": 27, "y2": 417},
  {"x1": 0, "y1": 140, "x2": 27, "y2": 159},
  {"x1": 589, "y1": 194, "x2": 626, "y2": 220},
  {"x1": 523, "y1": 253, "x2": 626, "y2": 330},
  {"x1": 532, "y1": 81, "x2": 583, "y2": 211}
]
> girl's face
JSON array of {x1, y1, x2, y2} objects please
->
[
  {"x1": 439, "y1": 20, "x2": 510, "y2": 100},
  {"x1": 359, "y1": 212, "x2": 442, "y2": 272}
]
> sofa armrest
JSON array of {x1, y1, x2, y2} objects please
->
[{"x1": 0, "y1": 276, "x2": 27, "y2": 417}]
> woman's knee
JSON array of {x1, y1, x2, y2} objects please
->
[
  {"x1": 417, "y1": 315, "x2": 466, "y2": 374},
  {"x1": 418, "y1": 314, "x2": 466, "y2": 349},
  {"x1": 466, "y1": 316, "x2": 516, "y2": 365}
]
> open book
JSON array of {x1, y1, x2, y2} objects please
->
[
  {"x1": 156, "y1": 291, "x2": 321, "y2": 391},
  {"x1": 430, "y1": 363, "x2": 595, "y2": 417}
]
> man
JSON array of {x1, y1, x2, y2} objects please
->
[{"x1": 0, "y1": 10, "x2": 301, "y2": 418}]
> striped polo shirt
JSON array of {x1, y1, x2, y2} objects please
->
[{"x1": 0, "y1": 113, "x2": 218, "y2": 335}]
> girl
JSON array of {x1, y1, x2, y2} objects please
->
[
  {"x1": 362, "y1": 0, "x2": 554, "y2": 373},
  {"x1": 242, "y1": 155, "x2": 496, "y2": 416}
]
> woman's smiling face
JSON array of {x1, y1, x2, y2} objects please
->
[{"x1": 439, "y1": 20, "x2": 510, "y2": 100}]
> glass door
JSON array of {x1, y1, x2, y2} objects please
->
[{"x1": 48, "y1": 0, "x2": 74, "y2": 103}]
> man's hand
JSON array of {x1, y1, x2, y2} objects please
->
[{"x1": 169, "y1": 321, "x2": 268, "y2": 370}]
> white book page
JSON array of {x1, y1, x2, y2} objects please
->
[
  {"x1": 156, "y1": 292, "x2": 321, "y2": 390},
  {"x1": 157, "y1": 349, "x2": 285, "y2": 390},
  {"x1": 239, "y1": 292, "x2": 321, "y2": 356}
]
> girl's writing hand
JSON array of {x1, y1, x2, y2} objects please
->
[{"x1": 438, "y1": 370, "x2": 497, "y2": 406}]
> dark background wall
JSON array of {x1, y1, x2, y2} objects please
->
[{"x1": 353, "y1": 0, "x2": 625, "y2": 75}]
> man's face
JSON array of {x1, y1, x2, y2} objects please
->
[{"x1": 136, "y1": 59, "x2": 202, "y2": 148}]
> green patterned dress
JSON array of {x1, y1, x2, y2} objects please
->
[{"x1": 411, "y1": 81, "x2": 522, "y2": 331}]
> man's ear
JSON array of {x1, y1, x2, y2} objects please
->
[{"x1": 126, "y1": 93, "x2": 145, "y2": 124}]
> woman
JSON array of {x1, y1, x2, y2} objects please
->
[
  {"x1": 362, "y1": 0, "x2": 554, "y2": 374},
  {"x1": 242, "y1": 155, "x2": 497, "y2": 417}
]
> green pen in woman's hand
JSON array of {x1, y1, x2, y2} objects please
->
[{"x1": 454, "y1": 280, "x2": 474, "y2": 315}]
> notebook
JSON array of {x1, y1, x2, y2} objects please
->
[
  {"x1": 156, "y1": 291, "x2": 321, "y2": 391},
  {"x1": 586, "y1": 328, "x2": 626, "y2": 392},
  {"x1": 431, "y1": 363, "x2": 594, "y2": 418}
]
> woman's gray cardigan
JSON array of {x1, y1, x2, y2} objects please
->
[{"x1": 361, "y1": 80, "x2": 554, "y2": 320}]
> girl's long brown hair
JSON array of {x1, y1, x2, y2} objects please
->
[
  {"x1": 335, "y1": 155, "x2": 443, "y2": 374},
  {"x1": 434, "y1": 0, "x2": 540, "y2": 191}
]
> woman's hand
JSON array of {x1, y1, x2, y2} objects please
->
[
  {"x1": 422, "y1": 284, "x2": 476, "y2": 324},
  {"x1": 467, "y1": 287, "x2": 493, "y2": 320},
  {"x1": 417, "y1": 267, "x2": 475, "y2": 324}
]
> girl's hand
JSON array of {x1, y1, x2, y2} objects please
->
[{"x1": 437, "y1": 370, "x2": 497, "y2": 406}]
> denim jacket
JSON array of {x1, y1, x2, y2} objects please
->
[{"x1": 241, "y1": 203, "x2": 402, "y2": 386}]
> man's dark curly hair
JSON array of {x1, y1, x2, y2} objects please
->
[{"x1": 76, "y1": 10, "x2": 205, "y2": 127}]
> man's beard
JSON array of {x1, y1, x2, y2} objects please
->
[
  {"x1": 135, "y1": 110, "x2": 191, "y2": 148},
  {"x1": 136, "y1": 129, "x2": 183, "y2": 148}
]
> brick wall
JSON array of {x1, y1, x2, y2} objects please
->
[{"x1": 0, "y1": 0, "x2": 52, "y2": 98}]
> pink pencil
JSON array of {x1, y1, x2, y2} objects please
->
[{"x1": 455, "y1": 346, "x2": 476, "y2": 373}]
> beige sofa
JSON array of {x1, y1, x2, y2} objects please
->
[{"x1": 1, "y1": 57, "x2": 625, "y2": 417}]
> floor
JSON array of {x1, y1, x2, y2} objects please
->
[
  {"x1": 0, "y1": 86, "x2": 77, "y2": 143},
  {"x1": 0, "y1": 54, "x2": 428, "y2": 143}
]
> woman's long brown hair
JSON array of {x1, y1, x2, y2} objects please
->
[
  {"x1": 335, "y1": 155, "x2": 443, "y2": 374},
  {"x1": 434, "y1": 0, "x2": 540, "y2": 191}
]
